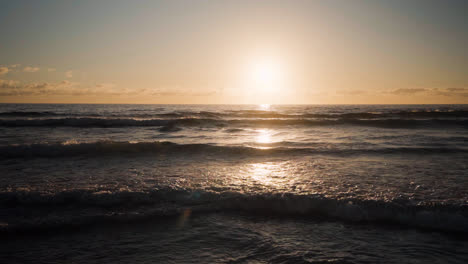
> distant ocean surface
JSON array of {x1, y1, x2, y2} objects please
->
[{"x1": 1, "y1": 104, "x2": 467, "y2": 263}]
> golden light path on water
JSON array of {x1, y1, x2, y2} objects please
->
[
  {"x1": 255, "y1": 129, "x2": 272, "y2": 145},
  {"x1": 255, "y1": 104, "x2": 274, "y2": 146},
  {"x1": 249, "y1": 163, "x2": 282, "y2": 187},
  {"x1": 248, "y1": 104, "x2": 284, "y2": 188},
  {"x1": 238, "y1": 161, "x2": 312, "y2": 193},
  {"x1": 259, "y1": 104, "x2": 271, "y2": 110}
]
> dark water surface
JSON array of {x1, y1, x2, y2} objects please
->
[{"x1": 1, "y1": 104, "x2": 467, "y2": 263}]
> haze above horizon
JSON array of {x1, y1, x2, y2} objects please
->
[{"x1": 1, "y1": 0, "x2": 467, "y2": 104}]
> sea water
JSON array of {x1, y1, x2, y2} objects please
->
[{"x1": 1, "y1": 104, "x2": 467, "y2": 263}]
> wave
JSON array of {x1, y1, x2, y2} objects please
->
[
  {"x1": 0, "y1": 118, "x2": 209, "y2": 127},
  {"x1": 1, "y1": 109, "x2": 468, "y2": 119},
  {"x1": 1, "y1": 189, "x2": 466, "y2": 233},
  {"x1": 223, "y1": 109, "x2": 468, "y2": 120},
  {"x1": 1, "y1": 117, "x2": 467, "y2": 128},
  {"x1": 0, "y1": 111, "x2": 62, "y2": 117},
  {"x1": 1, "y1": 141, "x2": 466, "y2": 159}
]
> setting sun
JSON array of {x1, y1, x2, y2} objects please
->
[
  {"x1": 250, "y1": 60, "x2": 282, "y2": 86},
  {"x1": 246, "y1": 58, "x2": 285, "y2": 97}
]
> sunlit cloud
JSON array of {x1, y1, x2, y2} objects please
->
[
  {"x1": 432, "y1": 87, "x2": 468, "y2": 97},
  {"x1": 445, "y1": 87, "x2": 468, "y2": 93},
  {"x1": 387, "y1": 88, "x2": 468, "y2": 97},
  {"x1": 23, "y1": 66, "x2": 40, "y2": 73},
  {"x1": 389, "y1": 88, "x2": 427, "y2": 95},
  {"x1": 0, "y1": 79, "x2": 20, "y2": 88},
  {"x1": 92, "y1": 85, "x2": 219, "y2": 97},
  {"x1": 95, "y1": 83, "x2": 116, "y2": 89},
  {"x1": 0, "y1": 67, "x2": 9, "y2": 75},
  {"x1": 336, "y1": 90, "x2": 368, "y2": 95},
  {"x1": 0, "y1": 79, "x2": 79, "y2": 96},
  {"x1": 0, "y1": 79, "x2": 221, "y2": 98},
  {"x1": 2, "y1": 73, "x2": 466, "y2": 101},
  {"x1": 144, "y1": 86, "x2": 220, "y2": 97}
]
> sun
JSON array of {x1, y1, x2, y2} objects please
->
[
  {"x1": 238, "y1": 57, "x2": 287, "y2": 103},
  {"x1": 249, "y1": 59, "x2": 284, "y2": 88}
]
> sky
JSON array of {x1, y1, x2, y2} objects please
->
[{"x1": 0, "y1": 0, "x2": 467, "y2": 104}]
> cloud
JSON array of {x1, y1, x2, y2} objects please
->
[
  {"x1": 386, "y1": 87, "x2": 468, "y2": 97},
  {"x1": 0, "y1": 80, "x2": 125, "y2": 97},
  {"x1": 336, "y1": 89, "x2": 367, "y2": 95},
  {"x1": 0, "y1": 67, "x2": 9, "y2": 75},
  {"x1": 23, "y1": 66, "x2": 40, "y2": 73},
  {"x1": 0, "y1": 80, "x2": 119, "y2": 97},
  {"x1": 0, "y1": 79, "x2": 19, "y2": 88},
  {"x1": 389, "y1": 88, "x2": 428, "y2": 95},
  {"x1": 65, "y1": 71, "x2": 73, "y2": 78},
  {"x1": 143, "y1": 86, "x2": 219, "y2": 97},
  {"x1": 79, "y1": 85, "x2": 219, "y2": 97},
  {"x1": 0, "y1": 79, "x2": 80, "y2": 96},
  {"x1": 95, "y1": 83, "x2": 116, "y2": 89},
  {"x1": 444, "y1": 87, "x2": 468, "y2": 93},
  {"x1": 431, "y1": 87, "x2": 468, "y2": 97}
]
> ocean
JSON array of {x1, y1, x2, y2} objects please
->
[{"x1": 1, "y1": 103, "x2": 467, "y2": 263}]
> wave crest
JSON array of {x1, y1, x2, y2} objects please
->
[
  {"x1": 2, "y1": 109, "x2": 468, "y2": 119},
  {"x1": 1, "y1": 117, "x2": 467, "y2": 128},
  {"x1": 1, "y1": 141, "x2": 466, "y2": 158},
  {"x1": 1, "y1": 189, "x2": 466, "y2": 233}
]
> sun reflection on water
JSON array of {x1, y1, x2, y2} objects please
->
[
  {"x1": 259, "y1": 104, "x2": 271, "y2": 111},
  {"x1": 256, "y1": 129, "x2": 272, "y2": 144},
  {"x1": 240, "y1": 161, "x2": 304, "y2": 192},
  {"x1": 249, "y1": 162, "x2": 280, "y2": 186}
]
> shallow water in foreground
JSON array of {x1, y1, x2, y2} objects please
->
[
  {"x1": 3, "y1": 213, "x2": 468, "y2": 263},
  {"x1": 1, "y1": 104, "x2": 467, "y2": 263}
]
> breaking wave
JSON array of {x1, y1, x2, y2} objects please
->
[
  {"x1": 1, "y1": 109, "x2": 468, "y2": 119},
  {"x1": 1, "y1": 189, "x2": 466, "y2": 233},
  {"x1": 0, "y1": 111, "x2": 62, "y2": 117},
  {"x1": 1, "y1": 117, "x2": 467, "y2": 128},
  {"x1": 1, "y1": 141, "x2": 466, "y2": 159}
]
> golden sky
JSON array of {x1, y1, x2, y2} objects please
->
[{"x1": 0, "y1": 0, "x2": 467, "y2": 104}]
